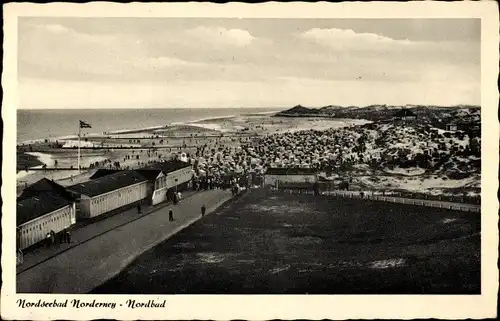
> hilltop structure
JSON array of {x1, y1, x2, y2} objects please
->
[{"x1": 393, "y1": 108, "x2": 417, "y2": 122}]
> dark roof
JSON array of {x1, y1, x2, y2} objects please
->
[
  {"x1": 17, "y1": 192, "x2": 73, "y2": 226},
  {"x1": 141, "y1": 159, "x2": 192, "y2": 174},
  {"x1": 67, "y1": 170, "x2": 148, "y2": 198},
  {"x1": 265, "y1": 167, "x2": 318, "y2": 175},
  {"x1": 394, "y1": 108, "x2": 417, "y2": 117},
  {"x1": 18, "y1": 178, "x2": 75, "y2": 201},
  {"x1": 89, "y1": 169, "x2": 123, "y2": 180},
  {"x1": 135, "y1": 169, "x2": 163, "y2": 181}
]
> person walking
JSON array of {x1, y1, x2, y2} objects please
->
[
  {"x1": 169, "y1": 209, "x2": 174, "y2": 222},
  {"x1": 137, "y1": 203, "x2": 142, "y2": 215},
  {"x1": 45, "y1": 233, "x2": 52, "y2": 247},
  {"x1": 65, "y1": 231, "x2": 71, "y2": 243},
  {"x1": 50, "y1": 230, "x2": 56, "y2": 246},
  {"x1": 201, "y1": 204, "x2": 206, "y2": 217}
]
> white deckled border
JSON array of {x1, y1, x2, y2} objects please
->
[{"x1": 2, "y1": 2, "x2": 498, "y2": 320}]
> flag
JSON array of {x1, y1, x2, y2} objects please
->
[{"x1": 79, "y1": 120, "x2": 92, "y2": 128}]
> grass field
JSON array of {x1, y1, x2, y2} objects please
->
[{"x1": 92, "y1": 189, "x2": 480, "y2": 294}]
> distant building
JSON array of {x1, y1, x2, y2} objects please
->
[
  {"x1": 67, "y1": 170, "x2": 149, "y2": 219},
  {"x1": 264, "y1": 167, "x2": 318, "y2": 187},
  {"x1": 445, "y1": 123, "x2": 458, "y2": 131},
  {"x1": 140, "y1": 160, "x2": 193, "y2": 205},
  {"x1": 443, "y1": 121, "x2": 479, "y2": 133},
  {"x1": 17, "y1": 178, "x2": 77, "y2": 250},
  {"x1": 17, "y1": 192, "x2": 76, "y2": 250},
  {"x1": 393, "y1": 108, "x2": 417, "y2": 122}
]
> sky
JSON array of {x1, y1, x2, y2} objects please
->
[{"x1": 18, "y1": 18, "x2": 481, "y2": 109}]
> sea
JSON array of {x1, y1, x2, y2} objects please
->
[{"x1": 17, "y1": 108, "x2": 283, "y2": 144}]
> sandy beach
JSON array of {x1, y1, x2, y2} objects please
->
[
  {"x1": 17, "y1": 113, "x2": 355, "y2": 191},
  {"x1": 16, "y1": 110, "x2": 480, "y2": 199}
]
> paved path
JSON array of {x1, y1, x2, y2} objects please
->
[
  {"x1": 17, "y1": 189, "x2": 233, "y2": 293},
  {"x1": 17, "y1": 190, "x2": 197, "y2": 274}
]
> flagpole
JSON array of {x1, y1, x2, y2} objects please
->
[{"x1": 78, "y1": 123, "x2": 81, "y2": 172}]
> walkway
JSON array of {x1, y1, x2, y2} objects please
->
[
  {"x1": 17, "y1": 189, "x2": 233, "y2": 293},
  {"x1": 17, "y1": 190, "x2": 194, "y2": 274}
]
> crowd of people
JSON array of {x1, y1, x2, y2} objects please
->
[
  {"x1": 230, "y1": 121, "x2": 481, "y2": 177},
  {"x1": 240, "y1": 127, "x2": 363, "y2": 171},
  {"x1": 70, "y1": 118, "x2": 481, "y2": 189}
]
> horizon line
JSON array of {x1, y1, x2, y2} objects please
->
[{"x1": 17, "y1": 103, "x2": 481, "y2": 111}]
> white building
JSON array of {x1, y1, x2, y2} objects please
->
[
  {"x1": 139, "y1": 160, "x2": 194, "y2": 205},
  {"x1": 67, "y1": 170, "x2": 149, "y2": 219},
  {"x1": 17, "y1": 192, "x2": 76, "y2": 250}
]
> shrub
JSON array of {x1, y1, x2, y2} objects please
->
[{"x1": 446, "y1": 171, "x2": 470, "y2": 180}]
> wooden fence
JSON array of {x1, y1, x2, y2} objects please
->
[
  {"x1": 270, "y1": 181, "x2": 480, "y2": 205},
  {"x1": 270, "y1": 187, "x2": 480, "y2": 213},
  {"x1": 322, "y1": 190, "x2": 480, "y2": 213}
]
